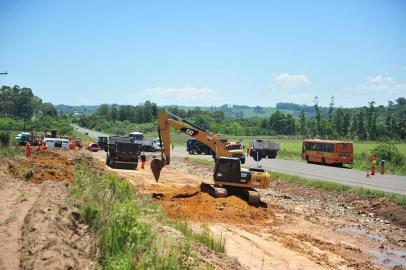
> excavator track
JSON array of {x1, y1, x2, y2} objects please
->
[
  {"x1": 200, "y1": 183, "x2": 228, "y2": 198},
  {"x1": 200, "y1": 183, "x2": 261, "y2": 205}
]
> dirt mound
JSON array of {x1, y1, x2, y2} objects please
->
[
  {"x1": 155, "y1": 186, "x2": 272, "y2": 225},
  {"x1": 12, "y1": 151, "x2": 74, "y2": 183}
]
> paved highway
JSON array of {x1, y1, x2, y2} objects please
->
[{"x1": 73, "y1": 125, "x2": 406, "y2": 195}]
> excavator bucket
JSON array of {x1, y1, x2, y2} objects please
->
[{"x1": 151, "y1": 158, "x2": 164, "y2": 182}]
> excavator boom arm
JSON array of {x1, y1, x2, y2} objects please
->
[{"x1": 151, "y1": 110, "x2": 229, "y2": 181}]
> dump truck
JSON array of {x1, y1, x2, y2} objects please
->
[
  {"x1": 105, "y1": 136, "x2": 141, "y2": 169},
  {"x1": 186, "y1": 138, "x2": 214, "y2": 155},
  {"x1": 249, "y1": 139, "x2": 279, "y2": 161}
]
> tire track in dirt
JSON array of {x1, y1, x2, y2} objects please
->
[{"x1": 0, "y1": 175, "x2": 40, "y2": 270}]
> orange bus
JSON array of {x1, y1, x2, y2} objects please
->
[{"x1": 302, "y1": 139, "x2": 353, "y2": 166}]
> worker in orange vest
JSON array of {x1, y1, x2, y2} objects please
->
[
  {"x1": 140, "y1": 154, "x2": 146, "y2": 169},
  {"x1": 42, "y1": 141, "x2": 48, "y2": 151},
  {"x1": 370, "y1": 155, "x2": 377, "y2": 175},
  {"x1": 35, "y1": 143, "x2": 43, "y2": 152},
  {"x1": 26, "y1": 142, "x2": 32, "y2": 159}
]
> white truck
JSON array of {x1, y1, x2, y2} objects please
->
[{"x1": 129, "y1": 132, "x2": 161, "y2": 152}]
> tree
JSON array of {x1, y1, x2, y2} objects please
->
[
  {"x1": 97, "y1": 104, "x2": 110, "y2": 119},
  {"x1": 41, "y1": 103, "x2": 58, "y2": 117},
  {"x1": 366, "y1": 101, "x2": 377, "y2": 140},
  {"x1": 355, "y1": 110, "x2": 367, "y2": 140},
  {"x1": 313, "y1": 96, "x2": 321, "y2": 136},
  {"x1": 342, "y1": 111, "x2": 351, "y2": 137},
  {"x1": 110, "y1": 104, "x2": 119, "y2": 122},
  {"x1": 299, "y1": 109, "x2": 307, "y2": 136},
  {"x1": 328, "y1": 96, "x2": 334, "y2": 123}
]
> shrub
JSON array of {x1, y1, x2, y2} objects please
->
[
  {"x1": 0, "y1": 131, "x2": 10, "y2": 147},
  {"x1": 371, "y1": 143, "x2": 399, "y2": 161}
]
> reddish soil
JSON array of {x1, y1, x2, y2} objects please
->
[
  {"x1": 154, "y1": 186, "x2": 272, "y2": 225},
  {"x1": 9, "y1": 151, "x2": 74, "y2": 183}
]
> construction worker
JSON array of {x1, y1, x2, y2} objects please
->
[
  {"x1": 370, "y1": 155, "x2": 377, "y2": 175},
  {"x1": 140, "y1": 154, "x2": 146, "y2": 169},
  {"x1": 42, "y1": 141, "x2": 48, "y2": 151},
  {"x1": 35, "y1": 143, "x2": 43, "y2": 152},
  {"x1": 380, "y1": 159, "x2": 385, "y2": 175},
  {"x1": 26, "y1": 141, "x2": 32, "y2": 159}
]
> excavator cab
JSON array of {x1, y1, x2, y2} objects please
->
[{"x1": 213, "y1": 157, "x2": 242, "y2": 183}]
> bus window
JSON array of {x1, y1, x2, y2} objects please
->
[{"x1": 327, "y1": 144, "x2": 333, "y2": 152}]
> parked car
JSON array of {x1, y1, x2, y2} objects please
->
[{"x1": 87, "y1": 143, "x2": 102, "y2": 152}]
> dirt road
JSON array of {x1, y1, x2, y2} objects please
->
[{"x1": 91, "y1": 150, "x2": 406, "y2": 269}]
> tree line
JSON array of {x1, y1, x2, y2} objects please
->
[
  {"x1": 74, "y1": 96, "x2": 405, "y2": 141},
  {"x1": 3, "y1": 84, "x2": 403, "y2": 141},
  {"x1": 0, "y1": 85, "x2": 58, "y2": 120}
]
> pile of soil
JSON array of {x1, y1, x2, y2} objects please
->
[
  {"x1": 154, "y1": 186, "x2": 272, "y2": 225},
  {"x1": 14, "y1": 151, "x2": 74, "y2": 183}
]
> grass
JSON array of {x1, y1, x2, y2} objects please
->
[
  {"x1": 184, "y1": 157, "x2": 214, "y2": 165},
  {"x1": 70, "y1": 165, "x2": 224, "y2": 269},
  {"x1": 269, "y1": 171, "x2": 406, "y2": 205},
  {"x1": 169, "y1": 221, "x2": 225, "y2": 253},
  {"x1": 0, "y1": 147, "x2": 25, "y2": 158},
  {"x1": 71, "y1": 129, "x2": 95, "y2": 143}
]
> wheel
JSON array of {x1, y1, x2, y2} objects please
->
[
  {"x1": 240, "y1": 158, "x2": 246, "y2": 164},
  {"x1": 306, "y1": 155, "x2": 309, "y2": 163},
  {"x1": 189, "y1": 149, "x2": 195, "y2": 155},
  {"x1": 321, "y1": 157, "x2": 326, "y2": 165}
]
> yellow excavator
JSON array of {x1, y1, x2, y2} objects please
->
[{"x1": 150, "y1": 110, "x2": 270, "y2": 204}]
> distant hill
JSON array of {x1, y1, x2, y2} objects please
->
[
  {"x1": 56, "y1": 104, "x2": 99, "y2": 115},
  {"x1": 56, "y1": 103, "x2": 338, "y2": 119}
]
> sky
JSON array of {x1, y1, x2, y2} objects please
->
[{"x1": 0, "y1": 0, "x2": 405, "y2": 107}]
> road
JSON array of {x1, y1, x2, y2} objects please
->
[{"x1": 72, "y1": 124, "x2": 406, "y2": 195}]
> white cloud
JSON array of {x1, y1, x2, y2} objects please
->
[
  {"x1": 357, "y1": 75, "x2": 406, "y2": 94},
  {"x1": 274, "y1": 73, "x2": 310, "y2": 88},
  {"x1": 144, "y1": 84, "x2": 218, "y2": 104}
]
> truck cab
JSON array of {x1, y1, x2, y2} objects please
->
[
  {"x1": 225, "y1": 142, "x2": 245, "y2": 164},
  {"x1": 186, "y1": 138, "x2": 214, "y2": 155},
  {"x1": 128, "y1": 132, "x2": 144, "y2": 141}
]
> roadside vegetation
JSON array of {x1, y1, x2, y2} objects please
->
[
  {"x1": 269, "y1": 171, "x2": 406, "y2": 206},
  {"x1": 70, "y1": 165, "x2": 224, "y2": 269}
]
